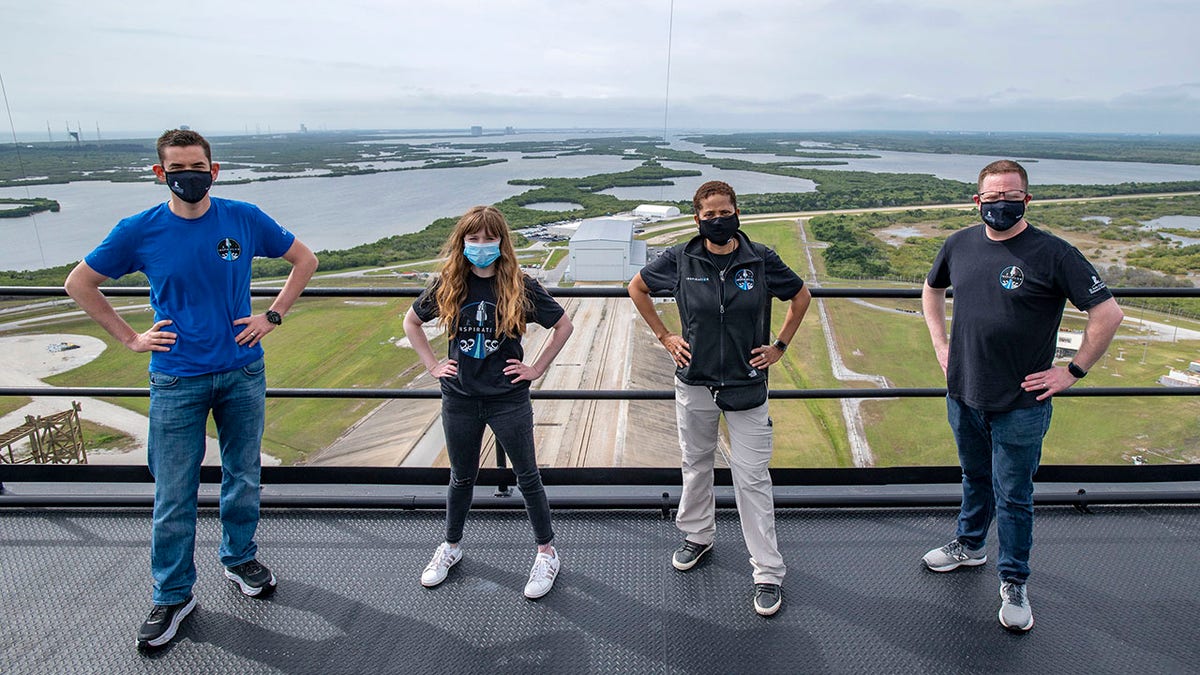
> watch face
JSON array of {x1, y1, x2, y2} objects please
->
[{"x1": 266, "y1": 310, "x2": 282, "y2": 325}]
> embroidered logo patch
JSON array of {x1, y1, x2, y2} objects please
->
[
  {"x1": 1088, "y1": 274, "x2": 1107, "y2": 294},
  {"x1": 216, "y1": 238, "x2": 242, "y2": 262},
  {"x1": 999, "y1": 265, "x2": 1024, "y2": 290},
  {"x1": 735, "y1": 269, "x2": 755, "y2": 291}
]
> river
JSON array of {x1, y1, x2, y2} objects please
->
[{"x1": 2, "y1": 130, "x2": 1199, "y2": 271}]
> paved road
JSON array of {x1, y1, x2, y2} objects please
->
[{"x1": 0, "y1": 334, "x2": 232, "y2": 466}]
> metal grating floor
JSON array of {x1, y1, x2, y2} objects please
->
[{"x1": 2, "y1": 504, "x2": 1198, "y2": 674}]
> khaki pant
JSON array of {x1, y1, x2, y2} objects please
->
[{"x1": 674, "y1": 379, "x2": 785, "y2": 585}]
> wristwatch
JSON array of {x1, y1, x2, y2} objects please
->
[
  {"x1": 1067, "y1": 361, "x2": 1087, "y2": 379},
  {"x1": 265, "y1": 310, "x2": 283, "y2": 326},
  {"x1": 772, "y1": 339, "x2": 788, "y2": 352}
]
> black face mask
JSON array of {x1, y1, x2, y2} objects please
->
[
  {"x1": 980, "y1": 200, "x2": 1025, "y2": 232},
  {"x1": 165, "y1": 170, "x2": 213, "y2": 204},
  {"x1": 698, "y1": 213, "x2": 740, "y2": 245}
]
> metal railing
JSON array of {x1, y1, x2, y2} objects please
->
[{"x1": 2, "y1": 285, "x2": 1199, "y2": 507}]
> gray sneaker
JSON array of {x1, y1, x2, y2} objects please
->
[
  {"x1": 999, "y1": 581, "x2": 1034, "y2": 631},
  {"x1": 753, "y1": 583, "x2": 783, "y2": 617},
  {"x1": 671, "y1": 540, "x2": 713, "y2": 571},
  {"x1": 922, "y1": 539, "x2": 986, "y2": 572}
]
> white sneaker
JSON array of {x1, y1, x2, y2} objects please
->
[
  {"x1": 523, "y1": 548, "x2": 560, "y2": 599},
  {"x1": 420, "y1": 543, "x2": 462, "y2": 588}
]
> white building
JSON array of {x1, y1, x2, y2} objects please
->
[
  {"x1": 633, "y1": 204, "x2": 681, "y2": 220},
  {"x1": 568, "y1": 217, "x2": 647, "y2": 281},
  {"x1": 1055, "y1": 330, "x2": 1083, "y2": 358}
]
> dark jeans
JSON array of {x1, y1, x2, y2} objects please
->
[
  {"x1": 441, "y1": 390, "x2": 554, "y2": 546},
  {"x1": 948, "y1": 396, "x2": 1052, "y2": 584}
]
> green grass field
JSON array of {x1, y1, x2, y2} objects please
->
[
  {"x1": 40, "y1": 297, "x2": 427, "y2": 464},
  {"x1": 9, "y1": 216, "x2": 1198, "y2": 468},
  {"x1": 0, "y1": 396, "x2": 33, "y2": 418}
]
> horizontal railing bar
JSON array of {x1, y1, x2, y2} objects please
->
[
  {"x1": 2, "y1": 386, "x2": 1197, "y2": 400},
  {"x1": 3, "y1": 286, "x2": 1200, "y2": 299},
  {"x1": 4, "y1": 464, "x2": 1200, "y2": 486},
  {"x1": 3, "y1": 490, "x2": 1198, "y2": 510}
]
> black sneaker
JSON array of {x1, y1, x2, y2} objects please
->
[
  {"x1": 136, "y1": 595, "x2": 196, "y2": 650},
  {"x1": 753, "y1": 583, "x2": 782, "y2": 617},
  {"x1": 671, "y1": 540, "x2": 713, "y2": 571},
  {"x1": 224, "y1": 559, "x2": 277, "y2": 597}
]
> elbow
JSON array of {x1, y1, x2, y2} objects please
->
[{"x1": 63, "y1": 266, "x2": 86, "y2": 299}]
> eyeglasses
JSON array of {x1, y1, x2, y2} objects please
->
[{"x1": 976, "y1": 190, "x2": 1028, "y2": 203}]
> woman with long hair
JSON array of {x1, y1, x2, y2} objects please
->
[{"x1": 403, "y1": 205, "x2": 573, "y2": 599}]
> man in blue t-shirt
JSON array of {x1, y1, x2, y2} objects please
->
[
  {"x1": 920, "y1": 160, "x2": 1124, "y2": 632},
  {"x1": 65, "y1": 129, "x2": 318, "y2": 650}
]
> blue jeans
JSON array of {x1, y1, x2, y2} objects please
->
[
  {"x1": 441, "y1": 390, "x2": 554, "y2": 546},
  {"x1": 147, "y1": 359, "x2": 267, "y2": 604},
  {"x1": 948, "y1": 396, "x2": 1051, "y2": 584}
]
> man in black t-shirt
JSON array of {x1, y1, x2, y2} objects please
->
[{"x1": 921, "y1": 160, "x2": 1124, "y2": 632}]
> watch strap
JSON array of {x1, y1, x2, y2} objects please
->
[{"x1": 1067, "y1": 361, "x2": 1087, "y2": 379}]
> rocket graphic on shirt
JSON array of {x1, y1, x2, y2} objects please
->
[{"x1": 458, "y1": 301, "x2": 501, "y2": 359}]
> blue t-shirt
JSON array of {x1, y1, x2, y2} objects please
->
[{"x1": 85, "y1": 197, "x2": 295, "y2": 376}]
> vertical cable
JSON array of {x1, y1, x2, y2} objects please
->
[
  {"x1": 0, "y1": 71, "x2": 48, "y2": 268},
  {"x1": 660, "y1": 0, "x2": 675, "y2": 201}
]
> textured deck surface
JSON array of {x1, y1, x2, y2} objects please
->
[{"x1": 2, "y1": 504, "x2": 1198, "y2": 674}]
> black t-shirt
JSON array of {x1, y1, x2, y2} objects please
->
[
  {"x1": 927, "y1": 223, "x2": 1113, "y2": 411},
  {"x1": 412, "y1": 273, "x2": 565, "y2": 397}
]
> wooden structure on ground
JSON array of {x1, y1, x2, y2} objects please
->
[{"x1": 0, "y1": 402, "x2": 87, "y2": 464}]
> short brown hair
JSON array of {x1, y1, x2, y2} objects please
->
[
  {"x1": 977, "y1": 160, "x2": 1028, "y2": 191},
  {"x1": 156, "y1": 129, "x2": 212, "y2": 164},
  {"x1": 692, "y1": 180, "x2": 737, "y2": 213}
]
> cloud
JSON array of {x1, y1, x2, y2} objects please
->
[{"x1": 3, "y1": 1, "x2": 1199, "y2": 135}]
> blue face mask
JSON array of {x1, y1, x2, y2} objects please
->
[
  {"x1": 463, "y1": 241, "x2": 501, "y2": 268},
  {"x1": 980, "y1": 200, "x2": 1025, "y2": 232},
  {"x1": 164, "y1": 170, "x2": 213, "y2": 204}
]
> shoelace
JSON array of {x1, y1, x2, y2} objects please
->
[
  {"x1": 943, "y1": 541, "x2": 968, "y2": 561},
  {"x1": 239, "y1": 561, "x2": 264, "y2": 577},
  {"x1": 146, "y1": 605, "x2": 170, "y2": 623},
  {"x1": 530, "y1": 556, "x2": 555, "y2": 580},
  {"x1": 428, "y1": 547, "x2": 455, "y2": 570},
  {"x1": 1003, "y1": 584, "x2": 1026, "y2": 606},
  {"x1": 754, "y1": 584, "x2": 779, "y2": 599}
]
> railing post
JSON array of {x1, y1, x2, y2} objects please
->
[{"x1": 494, "y1": 440, "x2": 512, "y2": 497}]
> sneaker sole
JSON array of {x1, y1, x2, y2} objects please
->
[
  {"x1": 754, "y1": 597, "x2": 782, "y2": 617},
  {"x1": 999, "y1": 608, "x2": 1034, "y2": 632},
  {"x1": 136, "y1": 596, "x2": 197, "y2": 650},
  {"x1": 420, "y1": 555, "x2": 461, "y2": 588},
  {"x1": 224, "y1": 569, "x2": 278, "y2": 597},
  {"x1": 672, "y1": 544, "x2": 713, "y2": 571},
  {"x1": 923, "y1": 555, "x2": 987, "y2": 573}
]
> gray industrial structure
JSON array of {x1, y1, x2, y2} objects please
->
[{"x1": 568, "y1": 217, "x2": 647, "y2": 282}]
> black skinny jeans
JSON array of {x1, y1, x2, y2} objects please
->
[{"x1": 441, "y1": 390, "x2": 554, "y2": 545}]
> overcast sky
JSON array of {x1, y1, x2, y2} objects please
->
[{"x1": 3, "y1": 0, "x2": 1198, "y2": 138}]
